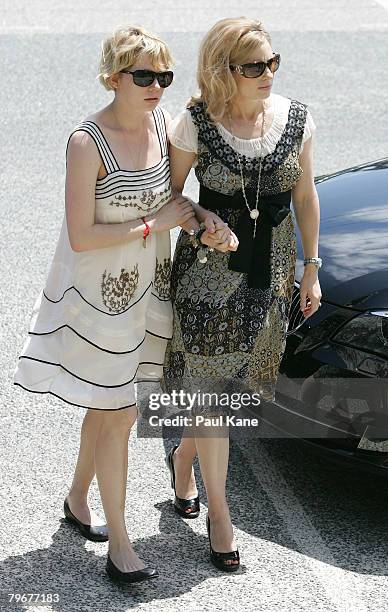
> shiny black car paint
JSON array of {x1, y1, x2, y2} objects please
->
[{"x1": 264, "y1": 157, "x2": 388, "y2": 475}]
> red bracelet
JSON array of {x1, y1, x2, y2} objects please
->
[{"x1": 141, "y1": 217, "x2": 150, "y2": 248}]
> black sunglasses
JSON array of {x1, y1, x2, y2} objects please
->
[
  {"x1": 120, "y1": 69, "x2": 174, "y2": 88},
  {"x1": 230, "y1": 53, "x2": 281, "y2": 78}
]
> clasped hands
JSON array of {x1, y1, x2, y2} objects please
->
[{"x1": 199, "y1": 213, "x2": 239, "y2": 253}]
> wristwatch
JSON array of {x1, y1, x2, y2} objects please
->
[{"x1": 303, "y1": 257, "x2": 322, "y2": 269}]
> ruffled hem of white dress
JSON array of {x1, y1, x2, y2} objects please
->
[{"x1": 13, "y1": 261, "x2": 173, "y2": 410}]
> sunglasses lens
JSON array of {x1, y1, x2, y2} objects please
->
[
  {"x1": 270, "y1": 55, "x2": 280, "y2": 72},
  {"x1": 132, "y1": 71, "x2": 154, "y2": 87},
  {"x1": 131, "y1": 70, "x2": 174, "y2": 88},
  {"x1": 243, "y1": 63, "x2": 266, "y2": 77},
  {"x1": 158, "y1": 71, "x2": 174, "y2": 88},
  {"x1": 240, "y1": 54, "x2": 281, "y2": 77}
]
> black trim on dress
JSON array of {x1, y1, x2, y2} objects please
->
[
  {"x1": 42, "y1": 281, "x2": 153, "y2": 315},
  {"x1": 17, "y1": 355, "x2": 164, "y2": 388},
  {"x1": 13, "y1": 383, "x2": 137, "y2": 411}
]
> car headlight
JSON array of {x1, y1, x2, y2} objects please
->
[{"x1": 332, "y1": 310, "x2": 388, "y2": 359}]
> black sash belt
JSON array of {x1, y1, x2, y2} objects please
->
[{"x1": 198, "y1": 184, "x2": 292, "y2": 289}]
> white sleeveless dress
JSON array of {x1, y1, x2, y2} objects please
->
[{"x1": 13, "y1": 106, "x2": 173, "y2": 410}]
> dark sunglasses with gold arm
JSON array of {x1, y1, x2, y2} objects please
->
[{"x1": 230, "y1": 53, "x2": 281, "y2": 78}]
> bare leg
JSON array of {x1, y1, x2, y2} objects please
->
[
  {"x1": 171, "y1": 432, "x2": 198, "y2": 514},
  {"x1": 94, "y1": 405, "x2": 145, "y2": 572},
  {"x1": 173, "y1": 421, "x2": 238, "y2": 565},
  {"x1": 66, "y1": 409, "x2": 105, "y2": 526},
  {"x1": 195, "y1": 422, "x2": 238, "y2": 566}
]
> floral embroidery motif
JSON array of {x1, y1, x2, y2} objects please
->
[
  {"x1": 101, "y1": 264, "x2": 139, "y2": 313},
  {"x1": 108, "y1": 185, "x2": 171, "y2": 213},
  {"x1": 154, "y1": 257, "x2": 172, "y2": 299}
]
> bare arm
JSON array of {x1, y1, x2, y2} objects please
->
[
  {"x1": 169, "y1": 147, "x2": 226, "y2": 228},
  {"x1": 292, "y1": 134, "x2": 322, "y2": 315},
  {"x1": 292, "y1": 135, "x2": 320, "y2": 262},
  {"x1": 168, "y1": 142, "x2": 238, "y2": 251},
  {"x1": 168, "y1": 144, "x2": 201, "y2": 233},
  {"x1": 160, "y1": 110, "x2": 201, "y2": 233}
]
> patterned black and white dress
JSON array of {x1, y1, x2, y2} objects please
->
[
  {"x1": 13, "y1": 107, "x2": 173, "y2": 410},
  {"x1": 162, "y1": 93, "x2": 315, "y2": 412}
]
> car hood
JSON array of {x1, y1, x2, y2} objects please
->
[{"x1": 295, "y1": 159, "x2": 388, "y2": 310}]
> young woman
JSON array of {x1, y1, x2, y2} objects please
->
[
  {"x1": 163, "y1": 17, "x2": 322, "y2": 572},
  {"x1": 13, "y1": 25, "x2": 195, "y2": 584}
]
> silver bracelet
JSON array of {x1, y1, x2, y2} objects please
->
[
  {"x1": 187, "y1": 223, "x2": 214, "y2": 263},
  {"x1": 303, "y1": 257, "x2": 322, "y2": 269},
  {"x1": 187, "y1": 224, "x2": 205, "y2": 248}
]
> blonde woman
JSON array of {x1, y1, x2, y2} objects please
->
[
  {"x1": 13, "y1": 26, "x2": 194, "y2": 584},
  {"x1": 163, "y1": 17, "x2": 321, "y2": 571}
]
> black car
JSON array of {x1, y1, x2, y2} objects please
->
[{"x1": 261, "y1": 157, "x2": 388, "y2": 475}]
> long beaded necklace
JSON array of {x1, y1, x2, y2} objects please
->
[{"x1": 227, "y1": 105, "x2": 266, "y2": 238}]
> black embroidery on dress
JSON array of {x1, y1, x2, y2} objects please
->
[
  {"x1": 154, "y1": 257, "x2": 172, "y2": 299},
  {"x1": 101, "y1": 264, "x2": 139, "y2": 313},
  {"x1": 140, "y1": 188, "x2": 169, "y2": 209},
  {"x1": 188, "y1": 99, "x2": 307, "y2": 177},
  {"x1": 109, "y1": 185, "x2": 171, "y2": 212}
]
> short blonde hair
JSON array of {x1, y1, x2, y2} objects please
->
[
  {"x1": 188, "y1": 17, "x2": 272, "y2": 122},
  {"x1": 98, "y1": 25, "x2": 174, "y2": 91}
]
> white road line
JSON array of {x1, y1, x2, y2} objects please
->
[{"x1": 237, "y1": 440, "x2": 368, "y2": 612}]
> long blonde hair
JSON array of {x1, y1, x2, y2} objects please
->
[
  {"x1": 98, "y1": 25, "x2": 174, "y2": 91},
  {"x1": 188, "y1": 17, "x2": 271, "y2": 121}
]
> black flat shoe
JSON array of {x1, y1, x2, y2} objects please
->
[
  {"x1": 63, "y1": 498, "x2": 109, "y2": 542},
  {"x1": 166, "y1": 444, "x2": 200, "y2": 518},
  {"x1": 106, "y1": 554, "x2": 158, "y2": 584},
  {"x1": 206, "y1": 514, "x2": 240, "y2": 572}
]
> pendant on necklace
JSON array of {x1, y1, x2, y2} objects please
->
[{"x1": 250, "y1": 209, "x2": 260, "y2": 220}]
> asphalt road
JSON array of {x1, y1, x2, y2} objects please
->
[{"x1": 1, "y1": 2, "x2": 388, "y2": 611}]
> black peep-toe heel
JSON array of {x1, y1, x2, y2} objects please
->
[
  {"x1": 206, "y1": 514, "x2": 240, "y2": 572},
  {"x1": 166, "y1": 444, "x2": 200, "y2": 518}
]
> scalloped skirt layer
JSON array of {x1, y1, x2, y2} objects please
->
[{"x1": 14, "y1": 287, "x2": 172, "y2": 410}]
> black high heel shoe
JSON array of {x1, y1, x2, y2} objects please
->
[
  {"x1": 63, "y1": 498, "x2": 109, "y2": 542},
  {"x1": 106, "y1": 554, "x2": 158, "y2": 584},
  {"x1": 166, "y1": 444, "x2": 200, "y2": 518},
  {"x1": 206, "y1": 514, "x2": 240, "y2": 572}
]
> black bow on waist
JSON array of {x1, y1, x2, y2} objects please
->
[{"x1": 198, "y1": 184, "x2": 292, "y2": 289}]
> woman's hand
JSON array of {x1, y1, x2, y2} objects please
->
[
  {"x1": 201, "y1": 211, "x2": 239, "y2": 251},
  {"x1": 146, "y1": 194, "x2": 195, "y2": 232},
  {"x1": 203, "y1": 212, "x2": 231, "y2": 243},
  {"x1": 200, "y1": 229, "x2": 239, "y2": 252},
  {"x1": 299, "y1": 267, "x2": 322, "y2": 318}
]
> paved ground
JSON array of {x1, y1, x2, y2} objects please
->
[{"x1": 1, "y1": 2, "x2": 388, "y2": 611}]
